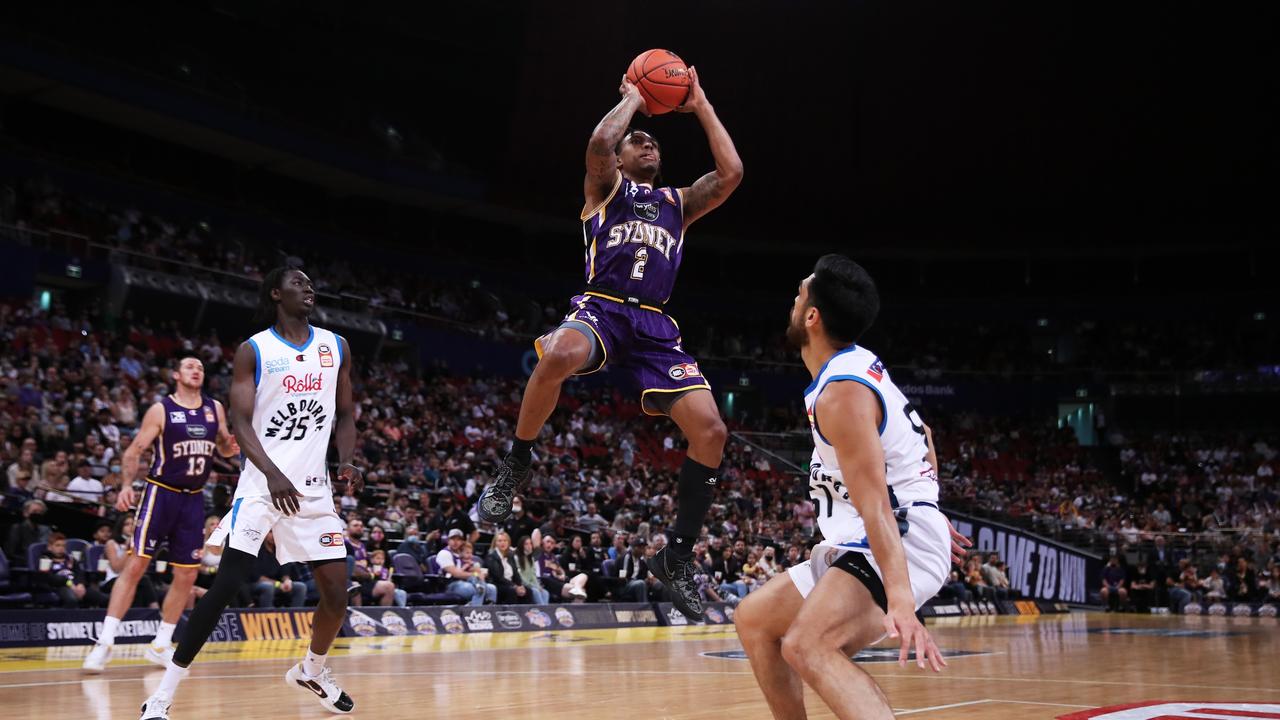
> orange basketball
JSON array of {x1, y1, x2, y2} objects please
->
[{"x1": 626, "y1": 49, "x2": 690, "y2": 115}]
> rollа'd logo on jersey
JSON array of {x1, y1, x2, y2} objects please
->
[{"x1": 282, "y1": 373, "x2": 324, "y2": 394}]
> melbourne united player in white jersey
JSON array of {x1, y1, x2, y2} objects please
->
[
  {"x1": 141, "y1": 268, "x2": 363, "y2": 720},
  {"x1": 735, "y1": 255, "x2": 969, "y2": 720}
]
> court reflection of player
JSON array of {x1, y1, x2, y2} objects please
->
[{"x1": 479, "y1": 66, "x2": 742, "y2": 622}]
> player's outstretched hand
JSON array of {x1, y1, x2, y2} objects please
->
[
  {"x1": 676, "y1": 66, "x2": 707, "y2": 114},
  {"x1": 268, "y1": 475, "x2": 303, "y2": 515},
  {"x1": 619, "y1": 75, "x2": 648, "y2": 115},
  {"x1": 337, "y1": 463, "x2": 364, "y2": 495},
  {"x1": 947, "y1": 520, "x2": 972, "y2": 567},
  {"x1": 884, "y1": 605, "x2": 947, "y2": 673},
  {"x1": 115, "y1": 485, "x2": 136, "y2": 512}
]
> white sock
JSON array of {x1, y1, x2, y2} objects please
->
[
  {"x1": 98, "y1": 616, "x2": 121, "y2": 646},
  {"x1": 156, "y1": 660, "x2": 190, "y2": 700},
  {"x1": 152, "y1": 621, "x2": 176, "y2": 648},
  {"x1": 302, "y1": 649, "x2": 327, "y2": 678}
]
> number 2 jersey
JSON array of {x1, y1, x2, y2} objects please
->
[
  {"x1": 581, "y1": 172, "x2": 685, "y2": 302},
  {"x1": 239, "y1": 325, "x2": 343, "y2": 498},
  {"x1": 804, "y1": 344, "x2": 939, "y2": 544}
]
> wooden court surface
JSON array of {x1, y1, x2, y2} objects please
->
[{"x1": 0, "y1": 612, "x2": 1275, "y2": 719}]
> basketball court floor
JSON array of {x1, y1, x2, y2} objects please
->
[{"x1": 0, "y1": 612, "x2": 1275, "y2": 719}]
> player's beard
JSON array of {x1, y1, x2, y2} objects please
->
[{"x1": 784, "y1": 312, "x2": 808, "y2": 350}]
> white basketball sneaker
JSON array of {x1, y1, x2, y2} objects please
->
[
  {"x1": 139, "y1": 693, "x2": 172, "y2": 719},
  {"x1": 285, "y1": 663, "x2": 355, "y2": 714},
  {"x1": 145, "y1": 643, "x2": 175, "y2": 667},
  {"x1": 82, "y1": 642, "x2": 113, "y2": 672}
]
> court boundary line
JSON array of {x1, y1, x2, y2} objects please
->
[{"x1": 895, "y1": 699, "x2": 1096, "y2": 716}]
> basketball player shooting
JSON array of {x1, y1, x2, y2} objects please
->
[
  {"x1": 477, "y1": 67, "x2": 742, "y2": 622},
  {"x1": 83, "y1": 355, "x2": 238, "y2": 673},
  {"x1": 140, "y1": 268, "x2": 362, "y2": 720},
  {"x1": 734, "y1": 255, "x2": 969, "y2": 720}
]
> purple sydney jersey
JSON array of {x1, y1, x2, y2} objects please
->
[
  {"x1": 148, "y1": 395, "x2": 219, "y2": 490},
  {"x1": 581, "y1": 173, "x2": 685, "y2": 303}
]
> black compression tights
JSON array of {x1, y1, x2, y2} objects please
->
[{"x1": 172, "y1": 546, "x2": 257, "y2": 667}]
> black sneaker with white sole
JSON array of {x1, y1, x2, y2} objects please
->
[
  {"x1": 476, "y1": 452, "x2": 531, "y2": 523},
  {"x1": 647, "y1": 546, "x2": 705, "y2": 623}
]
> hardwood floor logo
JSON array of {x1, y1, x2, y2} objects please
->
[{"x1": 1057, "y1": 702, "x2": 1280, "y2": 719}]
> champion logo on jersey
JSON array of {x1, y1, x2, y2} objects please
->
[
  {"x1": 296, "y1": 354, "x2": 306, "y2": 362},
  {"x1": 318, "y1": 343, "x2": 334, "y2": 368},
  {"x1": 867, "y1": 358, "x2": 885, "y2": 382}
]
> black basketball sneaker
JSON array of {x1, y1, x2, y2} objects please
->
[
  {"x1": 476, "y1": 452, "x2": 531, "y2": 523},
  {"x1": 647, "y1": 545, "x2": 705, "y2": 623}
]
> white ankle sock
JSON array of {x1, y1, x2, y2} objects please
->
[
  {"x1": 98, "y1": 616, "x2": 121, "y2": 646},
  {"x1": 152, "y1": 621, "x2": 176, "y2": 648},
  {"x1": 156, "y1": 659, "x2": 190, "y2": 700},
  {"x1": 302, "y1": 649, "x2": 327, "y2": 678}
]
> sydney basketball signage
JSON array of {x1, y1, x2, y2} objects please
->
[{"x1": 948, "y1": 511, "x2": 1101, "y2": 604}]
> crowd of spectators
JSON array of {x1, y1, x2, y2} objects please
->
[
  {"x1": 2, "y1": 291, "x2": 1276, "y2": 615},
  {"x1": 4, "y1": 174, "x2": 1276, "y2": 382},
  {"x1": 2, "y1": 173, "x2": 1277, "y2": 615}
]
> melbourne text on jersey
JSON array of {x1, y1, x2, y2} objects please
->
[{"x1": 266, "y1": 399, "x2": 327, "y2": 440}]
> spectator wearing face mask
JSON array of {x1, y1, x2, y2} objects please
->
[
  {"x1": 6, "y1": 499, "x2": 51, "y2": 561},
  {"x1": 501, "y1": 496, "x2": 539, "y2": 547}
]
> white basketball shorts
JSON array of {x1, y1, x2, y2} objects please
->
[
  {"x1": 787, "y1": 504, "x2": 951, "y2": 611},
  {"x1": 215, "y1": 493, "x2": 347, "y2": 564}
]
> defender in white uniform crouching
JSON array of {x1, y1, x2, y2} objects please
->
[{"x1": 735, "y1": 255, "x2": 969, "y2": 720}]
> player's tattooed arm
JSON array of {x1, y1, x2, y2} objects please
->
[
  {"x1": 584, "y1": 77, "x2": 645, "y2": 206},
  {"x1": 679, "y1": 67, "x2": 743, "y2": 228}
]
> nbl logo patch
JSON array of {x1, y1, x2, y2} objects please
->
[
  {"x1": 668, "y1": 363, "x2": 702, "y2": 380},
  {"x1": 632, "y1": 200, "x2": 660, "y2": 222},
  {"x1": 319, "y1": 532, "x2": 344, "y2": 547},
  {"x1": 318, "y1": 343, "x2": 335, "y2": 368},
  {"x1": 866, "y1": 358, "x2": 885, "y2": 382}
]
